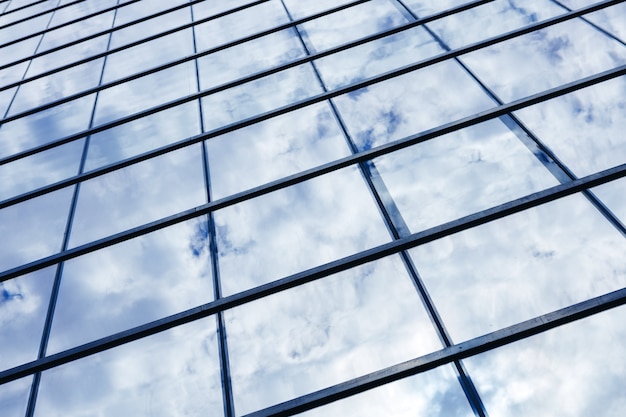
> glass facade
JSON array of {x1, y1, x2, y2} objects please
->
[{"x1": 1, "y1": 0, "x2": 625, "y2": 415}]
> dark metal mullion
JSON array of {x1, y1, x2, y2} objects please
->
[
  {"x1": 189, "y1": 3, "x2": 236, "y2": 416},
  {"x1": 0, "y1": 0, "x2": 85, "y2": 30},
  {"x1": 0, "y1": 0, "x2": 158, "y2": 49},
  {"x1": 1, "y1": 0, "x2": 618, "y2": 167},
  {"x1": 400, "y1": 1, "x2": 626, "y2": 238},
  {"x1": 0, "y1": 65, "x2": 624, "y2": 285},
  {"x1": 0, "y1": 0, "x2": 270, "y2": 77},
  {"x1": 277, "y1": 5, "x2": 480, "y2": 414},
  {"x1": 23, "y1": 4, "x2": 120, "y2": 416},
  {"x1": 550, "y1": 0, "x2": 626, "y2": 46},
  {"x1": 376, "y1": 2, "x2": 489, "y2": 413},
  {"x1": 2, "y1": 162, "x2": 626, "y2": 388}
]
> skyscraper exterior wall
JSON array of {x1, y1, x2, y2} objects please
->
[{"x1": 0, "y1": 0, "x2": 625, "y2": 415}]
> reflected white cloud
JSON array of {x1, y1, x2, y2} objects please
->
[
  {"x1": 85, "y1": 102, "x2": 201, "y2": 170},
  {"x1": 410, "y1": 193, "x2": 626, "y2": 342},
  {"x1": 460, "y1": 17, "x2": 626, "y2": 102},
  {"x1": 299, "y1": 365, "x2": 473, "y2": 417},
  {"x1": 36, "y1": 317, "x2": 224, "y2": 417},
  {"x1": 514, "y1": 75, "x2": 626, "y2": 177},
  {"x1": 48, "y1": 218, "x2": 214, "y2": 354},
  {"x1": 558, "y1": 0, "x2": 626, "y2": 42},
  {"x1": 0, "y1": 137, "x2": 83, "y2": 201},
  {"x1": 206, "y1": 102, "x2": 350, "y2": 200},
  {"x1": 0, "y1": 267, "x2": 55, "y2": 372},
  {"x1": 0, "y1": 187, "x2": 72, "y2": 273},
  {"x1": 465, "y1": 303, "x2": 626, "y2": 416},
  {"x1": 296, "y1": 0, "x2": 408, "y2": 52},
  {"x1": 0, "y1": 94, "x2": 95, "y2": 157},
  {"x1": 373, "y1": 119, "x2": 559, "y2": 233},
  {"x1": 226, "y1": 255, "x2": 443, "y2": 414},
  {"x1": 0, "y1": 376, "x2": 31, "y2": 417},
  {"x1": 332, "y1": 60, "x2": 496, "y2": 151},
  {"x1": 201, "y1": 64, "x2": 323, "y2": 131},
  {"x1": 68, "y1": 144, "x2": 205, "y2": 248},
  {"x1": 215, "y1": 166, "x2": 391, "y2": 295}
]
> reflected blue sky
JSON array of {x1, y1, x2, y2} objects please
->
[{"x1": 1, "y1": 0, "x2": 626, "y2": 415}]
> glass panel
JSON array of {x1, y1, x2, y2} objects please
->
[
  {"x1": 193, "y1": 0, "x2": 289, "y2": 52},
  {"x1": 592, "y1": 178, "x2": 626, "y2": 226},
  {"x1": 1, "y1": 1, "x2": 56, "y2": 25},
  {"x1": 423, "y1": 0, "x2": 563, "y2": 49},
  {"x1": 0, "y1": 267, "x2": 55, "y2": 371},
  {"x1": 93, "y1": 62, "x2": 196, "y2": 126},
  {"x1": 332, "y1": 60, "x2": 495, "y2": 151},
  {"x1": 200, "y1": 64, "x2": 322, "y2": 132},
  {"x1": 0, "y1": 14, "x2": 50, "y2": 42},
  {"x1": 0, "y1": 376, "x2": 32, "y2": 417},
  {"x1": 103, "y1": 29, "x2": 194, "y2": 83},
  {"x1": 35, "y1": 317, "x2": 223, "y2": 417},
  {"x1": 196, "y1": 28, "x2": 305, "y2": 91},
  {"x1": 29, "y1": 35, "x2": 110, "y2": 77},
  {"x1": 281, "y1": 0, "x2": 359, "y2": 20},
  {"x1": 0, "y1": 94, "x2": 95, "y2": 157},
  {"x1": 192, "y1": 0, "x2": 252, "y2": 20},
  {"x1": 296, "y1": 0, "x2": 408, "y2": 52},
  {"x1": 514, "y1": 75, "x2": 626, "y2": 177},
  {"x1": 0, "y1": 187, "x2": 72, "y2": 272},
  {"x1": 206, "y1": 102, "x2": 351, "y2": 200},
  {"x1": 409, "y1": 193, "x2": 626, "y2": 342},
  {"x1": 459, "y1": 17, "x2": 626, "y2": 102},
  {"x1": 0, "y1": 47, "x2": 33, "y2": 88},
  {"x1": 465, "y1": 303, "x2": 626, "y2": 417},
  {"x1": 8, "y1": 57, "x2": 104, "y2": 115},
  {"x1": 49, "y1": 0, "x2": 117, "y2": 27},
  {"x1": 112, "y1": 0, "x2": 188, "y2": 28},
  {"x1": 372, "y1": 119, "x2": 559, "y2": 233},
  {"x1": 403, "y1": 0, "x2": 469, "y2": 16},
  {"x1": 313, "y1": 24, "x2": 443, "y2": 90},
  {"x1": 558, "y1": 1, "x2": 626, "y2": 43},
  {"x1": 0, "y1": 87, "x2": 18, "y2": 120},
  {"x1": 48, "y1": 218, "x2": 214, "y2": 354},
  {"x1": 0, "y1": 139, "x2": 82, "y2": 200},
  {"x1": 214, "y1": 166, "x2": 391, "y2": 295},
  {"x1": 298, "y1": 365, "x2": 473, "y2": 417},
  {"x1": 226, "y1": 255, "x2": 443, "y2": 415},
  {"x1": 40, "y1": 10, "x2": 116, "y2": 53},
  {"x1": 85, "y1": 101, "x2": 200, "y2": 171},
  {"x1": 68, "y1": 144, "x2": 205, "y2": 248}
]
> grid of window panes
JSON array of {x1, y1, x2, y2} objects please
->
[{"x1": 0, "y1": 0, "x2": 625, "y2": 415}]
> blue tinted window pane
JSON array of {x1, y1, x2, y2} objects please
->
[
  {"x1": 0, "y1": 376, "x2": 32, "y2": 417},
  {"x1": 227, "y1": 255, "x2": 443, "y2": 414},
  {"x1": 48, "y1": 218, "x2": 214, "y2": 354},
  {"x1": 69, "y1": 145, "x2": 205, "y2": 248},
  {"x1": 410, "y1": 194, "x2": 626, "y2": 342},
  {"x1": 465, "y1": 303, "x2": 626, "y2": 416},
  {"x1": 0, "y1": 268, "x2": 55, "y2": 372},
  {"x1": 215, "y1": 167, "x2": 390, "y2": 295},
  {"x1": 36, "y1": 318, "x2": 223, "y2": 417}
]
